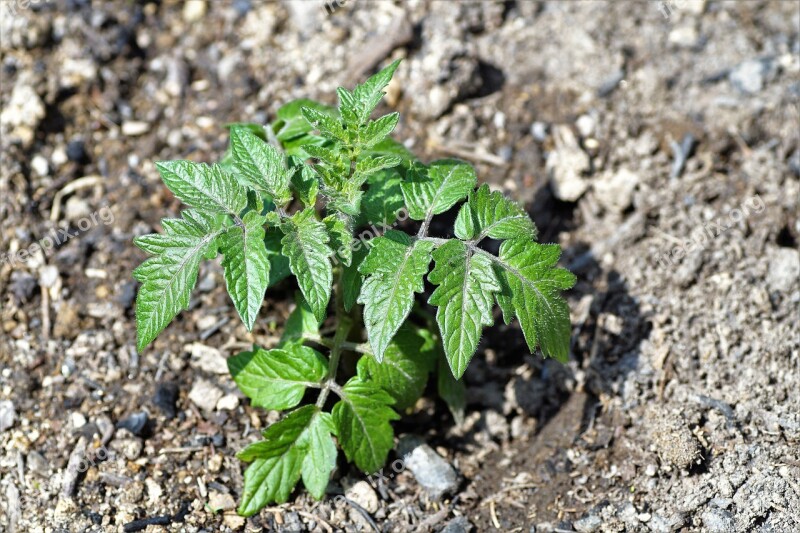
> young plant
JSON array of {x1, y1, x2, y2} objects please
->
[{"x1": 132, "y1": 60, "x2": 575, "y2": 516}]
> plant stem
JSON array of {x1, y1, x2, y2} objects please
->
[
  {"x1": 304, "y1": 334, "x2": 371, "y2": 355},
  {"x1": 316, "y1": 271, "x2": 353, "y2": 408}
]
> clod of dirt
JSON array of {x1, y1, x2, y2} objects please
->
[
  {"x1": 646, "y1": 408, "x2": 703, "y2": 470},
  {"x1": 152, "y1": 382, "x2": 179, "y2": 419}
]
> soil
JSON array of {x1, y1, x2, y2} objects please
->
[{"x1": 1, "y1": 1, "x2": 799, "y2": 532}]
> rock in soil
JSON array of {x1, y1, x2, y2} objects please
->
[{"x1": 397, "y1": 436, "x2": 459, "y2": 499}]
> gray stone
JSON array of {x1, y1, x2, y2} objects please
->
[
  {"x1": 574, "y1": 513, "x2": 602, "y2": 532},
  {"x1": 766, "y1": 247, "x2": 799, "y2": 292},
  {"x1": 0, "y1": 400, "x2": 16, "y2": 432},
  {"x1": 397, "y1": 436, "x2": 459, "y2": 499},
  {"x1": 729, "y1": 58, "x2": 774, "y2": 95},
  {"x1": 441, "y1": 516, "x2": 473, "y2": 533},
  {"x1": 701, "y1": 507, "x2": 735, "y2": 533}
]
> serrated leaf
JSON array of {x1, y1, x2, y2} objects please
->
[
  {"x1": 324, "y1": 215, "x2": 353, "y2": 267},
  {"x1": 304, "y1": 144, "x2": 348, "y2": 170},
  {"x1": 359, "y1": 169, "x2": 406, "y2": 226},
  {"x1": 155, "y1": 160, "x2": 247, "y2": 216},
  {"x1": 298, "y1": 411, "x2": 337, "y2": 499},
  {"x1": 358, "y1": 230, "x2": 434, "y2": 360},
  {"x1": 428, "y1": 240, "x2": 501, "y2": 378},
  {"x1": 281, "y1": 292, "x2": 320, "y2": 345},
  {"x1": 274, "y1": 99, "x2": 336, "y2": 143},
  {"x1": 401, "y1": 160, "x2": 477, "y2": 221},
  {"x1": 348, "y1": 59, "x2": 401, "y2": 125},
  {"x1": 337, "y1": 87, "x2": 359, "y2": 124},
  {"x1": 281, "y1": 208, "x2": 334, "y2": 323},
  {"x1": 364, "y1": 137, "x2": 416, "y2": 164},
  {"x1": 229, "y1": 127, "x2": 292, "y2": 205},
  {"x1": 290, "y1": 163, "x2": 319, "y2": 207},
  {"x1": 455, "y1": 184, "x2": 537, "y2": 242},
  {"x1": 332, "y1": 376, "x2": 399, "y2": 473},
  {"x1": 437, "y1": 355, "x2": 466, "y2": 425},
  {"x1": 220, "y1": 211, "x2": 270, "y2": 330},
  {"x1": 265, "y1": 227, "x2": 291, "y2": 287},
  {"x1": 491, "y1": 239, "x2": 576, "y2": 362},
  {"x1": 302, "y1": 106, "x2": 346, "y2": 142},
  {"x1": 357, "y1": 326, "x2": 435, "y2": 410},
  {"x1": 228, "y1": 344, "x2": 327, "y2": 410},
  {"x1": 355, "y1": 154, "x2": 402, "y2": 179},
  {"x1": 342, "y1": 246, "x2": 368, "y2": 312},
  {"x1": 133, "y1": 210, "x2": 228, "y2": 351},
  {"x1": 361, "y1": 112, "x2": 399, "y2": 148},
  {"x1": 237, "y1": 405, "x2": 315, "y2": 515}
]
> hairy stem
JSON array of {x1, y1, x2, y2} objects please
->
[{"x1": 316, "y1": 265, "x2": 353, "y2": 407}]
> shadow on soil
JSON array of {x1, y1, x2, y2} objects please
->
[{"x1": 447, "y1": 183, "x2": 651, "y2": 529}]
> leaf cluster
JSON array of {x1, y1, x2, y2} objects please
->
[{"x1": 133, "y1": 60, "x2": 575, "y2": 515}]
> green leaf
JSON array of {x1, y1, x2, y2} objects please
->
[
  {"x1": 298, "y1": 411, "x2": 337, "y2": 499},
  {"x1": 491, "y1": 240, "x2": 576, "y2": 362},
  {"x1": 281, "y1": 292, "x2": 320, "y2": 345},
  {"x1": 342, "y1": 246, "x2": 368, "y2": 312},
  {"x1": 355, "y1": 154, "x2": 402, "y2": 179},
  {"x1": 347, "y1": 59, "x2": 401, "y2": 125},
  {"x1": 359, "y1": 169, "x2": 406, "y2": 226},
  {"x1": 437, "y1": 354, "x2": 466, "y2": 425},
  {"x1": 228, "y1": 344, "x2": 327, "y2": 411},
  {"x1": 401, "y1": 159, "x2": 477, "y2": 221},
  {"x1": 229, "y1": 126, "x2": 292, "y2": 205},
  {"x1": 220, "y1": 211, "x2": 270, "y2": 330},
  {"x1": 361, "y1": 112, "x2": 399, "y2": 148},
  {"x1": 364, "y1": 137, "x2": 416, "y2": 165},
  {"x1": 358, "y1": 230, "x2": 434, "y2": 360},
  {"x1": 455, "y1": 184, "x2": 537, "y2": 242},
  {"x1": 155, "y1": 160, "x2": 247, "y2": 216},
  {"x1": 332, "y1": 376, "x2": 399, "y2": 473},
  {"x1": 265, "y1": 227, "x2": 292, "y2": 287},
  {"x1": 224, "y1": 122, "x2": 267, "y2": 139},
  {"x1": 324, "y1": 215, "x2": 353, "y2": 267},
  {"x1": 428, "y1": 240, "x2": 501, "y2": 379},
  {"x1": 336, "y1": 87, "x2": 359, "y2": 125},
  {"x1": 357, "y1": 326, "x2": 435, "y2": 410},
  {"x1": 237, "y1": 405, "x2": 314, "y2": 515},
  {"x1": 302, "y1": 106, "x2": 346, "y2": 142},
  {"x1": 133, "y1": 210, "x2": 228, "y2": 351},
  {"x1": 281, "y1": 208, "x2": 334, "y2": 323},
  {"x1": 290, "y1": 162, "x2": 319, "y2": 207},
  {"x1": 273, "y1": 99, "x2": 336, "y2": 143}
]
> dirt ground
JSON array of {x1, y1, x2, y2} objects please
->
[{"x1": 1, "y1": 1, "x2": 799, "y2": 532}]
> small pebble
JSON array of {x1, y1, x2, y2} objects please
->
[
  {"x1": 121, "y1": 121, "x2": 150, "y2": 136},
  {"x1": 216, "y1": 394, "x2": 239, "y2": 411},
  {"x1": 345, "y1": 480, "x2": 379, "y2": 513},
  {"x1": 189, "y1": 379, "x2": 223, "y2": 412},
  {"x1": 0, "y1": 400, "x2": 16, "y2": 432}
]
